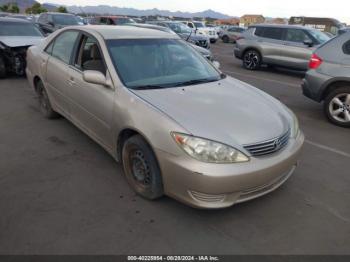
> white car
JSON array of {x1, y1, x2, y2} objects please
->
[{"x1": 184, "y1": 21, "x2": 219, "y2": 43}]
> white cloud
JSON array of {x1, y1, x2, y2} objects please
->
[{"x1": 40, "y1": 0, "x2": 350, "y2": 23}]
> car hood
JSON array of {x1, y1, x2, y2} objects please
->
[
  {"x1": 133, "y1": 77, "x2": 291, "y2": 147},
  {"x1": 0, "y1": 36, "x2": 43, "y2": 48}
]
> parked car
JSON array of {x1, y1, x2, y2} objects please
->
[
  {"x1": 0, "y1": 17, "x2": 44, "y2": 78},
  {"x1": 184, "y1": 21, "x2": 219, "y2": 43},
  {"x1": 221, "y1": 26, "x2": 246, "y2": 43},
  {"x1": 148, "y1": 21, "x2": 210, "y2": 49},
  {"x1": 234, "y1": 24, "x2": 331, "y2": 70},
  {"x1": 37, "y1": 12, "x2": 80, "y2": 34},
  {"x1": 26, "y1": 25, "x2": 304, "y2": 209},
  {"x1": 8, "y1": 14, "x2": 35, "y2": 23},
  {"x1": 302, "y1": 32, "x2": 350, "y2": 127},
  {"x1": 129, "y1": 23, "x2": 213, "y2": 60},
  {"x1": 89, "y1": 16, "x2": 136, "y2": 25}
]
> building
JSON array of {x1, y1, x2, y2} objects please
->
[
  {"x1": 266, "y1": 18, "x2": 288, "y2": 24},
  {"x1": 240, "y1": 15, "x2": 265, "y2": 27},
  {"x1": 289, "y1": 16, "x2": 344, "y2": 35},
  {"x1": 215, "y1": 18, "x2": 240, "y2": 26}
]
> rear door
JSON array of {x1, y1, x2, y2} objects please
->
[
  {"x1": 281, "y1": 28, "x2": 314, "y2": 70},
  {"x1": 45, "y1": 30, "x2": 80, "y2": 116},
  {"x1": 255, "y1": 27, "x2": 286, "y2": 65}
]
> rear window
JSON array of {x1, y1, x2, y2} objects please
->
[
  {"x1": 343, "y1": 40, "x2": 350, "y2": 55},
  {"x1": 0, "y1": 22, "x2": 43, "y2": 36}
]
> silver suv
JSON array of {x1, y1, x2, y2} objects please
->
[
  {"x1": 234, "y1": 25, "x2": 330, "y2": 70},
  {"x1": 302, "y1": 32, "x2": 350, "y2": 127}
]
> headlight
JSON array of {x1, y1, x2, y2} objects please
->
[
  {"x1": 172, "y1": 132, "x2": 249, "y2": 163},
  {"x1": 290, "y1": 112, "x2": 300, "y2": 138}
]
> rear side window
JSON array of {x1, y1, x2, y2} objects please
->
[
  {"x1": 261, "y1": 27, "x2": 284, "y2": 40},
  {"x1": 51, "y1": 31, "x2": 79, "y2": 64},
  {"x1": 343, "y1": 40, "x2": 350, "y2": 55},
  {"x1": 285, "y1": 29, "x2": 311, "y2": 43}
]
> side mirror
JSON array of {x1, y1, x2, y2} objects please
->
[
  {"x1": 83, "y1": 70, "x2": 111, "y2": 87},
  {"x1": 213, "y1": 61, "x2": 221, "y2": 69},
  {"x1": 304, "y1": 39, "x2": 314, "y2": 47}
]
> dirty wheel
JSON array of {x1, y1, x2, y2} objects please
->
[
  {"x1": 222, "y1": 35, "x2": 229, "y2": 43},
  {"x1": 243, "y1": 49, "x2": 261, "y2": 70},
  {"x1": 37, "y1": 81, "x2": 59, "y2": 119},
  {"x1": 122, "y1": 135, "x2": 164, "y2": 200}
]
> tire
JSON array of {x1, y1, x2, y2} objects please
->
[
  {"x1": 0, "y1": 55, "x2": 6, "y2": 78},
  {"x1": 122, "y1": 135, "x2": 164, "y2": 200},
  {"x1": 36, "y1": 80, "x2": 59, "y2": 119},
  {"x1": 324, "y1": 86, "x2": 350, "y2": 127},
  {"x1": 243, "y1": 49, "x2": 261, "y2": 70},
  {"x1": 222, "y1": 35, "x2": 229, "y2": 43},
  {"x1": 210, "y1": 39, "x2": 217, "y2": 44}
]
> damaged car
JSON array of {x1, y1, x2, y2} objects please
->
[{"x1": 0, "y1": 17, "x2": 44, "y2": 78}]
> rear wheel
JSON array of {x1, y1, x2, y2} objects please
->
[
  {"x1": 0, "y1": 55, "x2": 6, "y2": 78},
  {"x1": 243, "y1": 49, "x2": 261, "y2": 70},
  {"x1": 222, "y1": 35, "x2": 229, "y2": 43},
  {"x1": 122, "y1": 135, "x2": 164, "y2": 200},
  {"x1": 36, "y1": 80, "x2": 59, "y2": 119},
  {"x1": 324, "y1": 86, "x2": 350, "y2": 127}
]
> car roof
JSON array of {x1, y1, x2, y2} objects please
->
[
  {"x1": 252, "y1": 24, "x2": 313, "y2": 30},
  {"x1": 0, "y1": 17, "x2": 31, "y2": 23},
  {"x1": 69, "y1": 25, "x2": 180, "y2": 40},
  {"x1": 43, "y1": 12, "x2": 76, "y2": 16}
]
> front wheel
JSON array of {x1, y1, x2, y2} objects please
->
[
  {"x1": 0, "y1": 55, "x2": 6, "y2": 78},
  {"x1": 324, "y1": 87, "x2": 350, "y2": 127},
  {"x1": 122, "y1": 135, "x2": 164, "y2": 200},
  {"x1": 243, "y1": 50, "x2": 261, "y2": 70},
  {"x1": 222, "y1": 35, "x2": 229, "y2": 43}
]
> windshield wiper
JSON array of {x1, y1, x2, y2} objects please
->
[
  {"x1": 173, "y1": 78, "x2": 220, "y2": 87},
  {"x1": 130, "y1": 84, "x2": 169, "y2": 90}
]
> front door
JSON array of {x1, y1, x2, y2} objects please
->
[{"x1": 67, "y1": 34, "x2": 115, "y2": 149}]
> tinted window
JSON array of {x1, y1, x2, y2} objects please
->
[
  {"x1": 51, "y1": 31, "x2": 79, "y2": 64},
  {"x1": 262, "y1": 27, "x2": 284, "y2": 40},
  {"x1": 38, "y1": 13, "x2": 47, "y2": 23},
  {"x1": 285, "y1": 29, "x2": 311, "y2": 43},
  {"x1": 308, "y1": 29, "x2": 330, "y2": 44},
  {"x1": 52, "y1": 15, "x2": 79, "y2": 26},
  {"x1": 343, "y1": 40, "x2": 350, "y2": 55},
  {"x1": 254, "y1": 27, "x2": 264, "y2": 36},
  {"x1": 0, "y1": 22, "x2": 43, "y2": 36}
]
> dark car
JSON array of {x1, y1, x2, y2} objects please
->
[
  {"x1": 37, "y1": 12, "x2": 80, "y2": 34},
  {"x1": 89, "y1": 16, "x2": 136, "y2": 25},
  {"x1": 302, "y1": 32, "x2": 350, "y2": 127},
  {"x1": 0, "y1": 17, "x2": 44, "y2": 78},
  {"x1": 148, "y1": 21, "x2": 210, "y2": 49}
]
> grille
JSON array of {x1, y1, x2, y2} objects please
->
[
  {"x1": 243, "y1": 129, "x2": 290, "y2": 157},
  {"x1": 197, "y1": 40, "x2": 208, "y2": 48}
]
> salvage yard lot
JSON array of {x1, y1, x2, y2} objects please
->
[{"x1": 0, "y1": 41, "x2": 349, "y2": 254}]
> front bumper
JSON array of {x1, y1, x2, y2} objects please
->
[
  {"x1": 302, "y1": 69, "x2": 332, "y2": 102},
  {"x1": 155, "y1": 132, "x2": 304, "y2": 209}
]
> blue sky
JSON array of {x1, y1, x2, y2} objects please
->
[{"x1": 40, "y1": 0, "x2": 350, "y2": 23}]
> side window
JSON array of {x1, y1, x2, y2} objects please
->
[
  {"x1": 188, "y1": 23, "x2": 194, "y2": 28},
  {"x1": 285, "y1": 29, "x2": 311, "y2": 43},
  {"x1": 343, "y1": 40, "x2": 350, "y2": 55},
  {"x1": 38, "y1": 14, "x2": 47, "y2": 23},
  {"x1": 262, "y1": 27, "x2": 284, "y2": 40},
  {"x1": 75, "y1": 35, "x2": 106, "y2": 74},
  {"x1": 45, "y1": 41, "x2": 54, "y2": 55},
  {"x1": 254, "y1": 27, "x2": 264, "y2": 36},
  {"x1": 48, "y1": 15, "x2": 53, "y2": 24},
  {"x1": 100, "y1": 17, "x2": 107, "y2": 24},
  {"x1": 51, "y1": 31, "x2": 79, "y2": 64}
]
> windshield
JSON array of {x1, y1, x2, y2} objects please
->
[
  {"x1": 0, "y1": 22, "x2": 43, "y2": 36},
  {"x1": 194, "y1": 22, "x2": 205, "y2": 28},
  {"x1": 168, "y1": 22, "x2": 192, "y2": 34},
  {"x1": 115, "y1": 18, "x2": 136, "y2": 25},
  {"x1": 53, "y1": 15, "x2": 79, "y2": 26},
  {"x1": 308, "y1": 29, "x2": 330, "y2": 44},
  {"x1": 107, "y1": 39, "x2": 221, "y2": 89}
]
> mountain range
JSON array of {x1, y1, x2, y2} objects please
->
[{"x1": 0, "y1": 0, "x2": 232, "y2": 19}]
